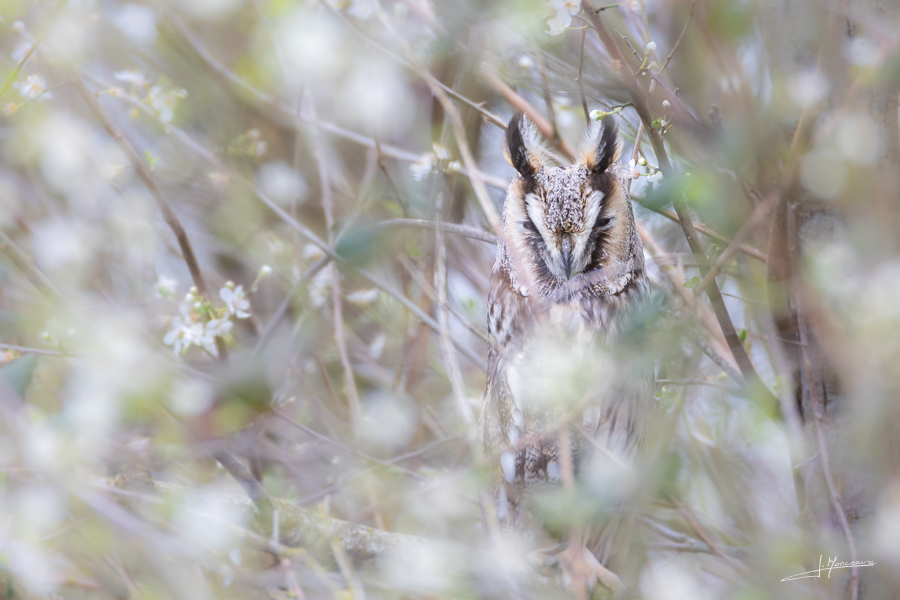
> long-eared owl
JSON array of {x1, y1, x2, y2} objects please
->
[{"x1": 481, "y1": 112, "x2": 653, "y2": 569}]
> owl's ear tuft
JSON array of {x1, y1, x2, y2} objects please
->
[
  {"x1": 503, "y1": 112, "x2": 544, "y2": 178},
  {"x1": 581, "y1": 115, "x2": 622, "y2": 174}
]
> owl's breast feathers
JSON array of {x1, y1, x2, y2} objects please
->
[{"x1": 482, "y1": 241, "x2": 651, "y2": 505}]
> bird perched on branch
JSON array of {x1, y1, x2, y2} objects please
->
[{"x1": 481, "y1": 112, "x2": 653, "y2": 597}]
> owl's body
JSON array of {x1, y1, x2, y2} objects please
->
[{"x1": 481, "y1": 114, "x2": 652, "y2": 570}]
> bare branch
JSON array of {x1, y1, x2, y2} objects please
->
[
  {"x1": 583, "y1": 9, "x2": 776, "y2": 407},
  {"x1": 435, "y1": 195, "x2": 474, "y2": 426}
]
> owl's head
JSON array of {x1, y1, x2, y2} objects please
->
[{"x1": 500, "y1": 112, "x2": 633, "y2": 290}]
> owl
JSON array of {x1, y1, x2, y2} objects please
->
[{"x1": 481, "y1": 113, "x2": 653, "y2": 594}]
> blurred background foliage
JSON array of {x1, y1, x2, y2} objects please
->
[{"x1": 0, "y1": 0, "x2": 899, "y2": 598}]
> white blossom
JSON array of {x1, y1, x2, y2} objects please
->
[
  {"x1": 114, "y1": 69, "x2": 149, "y2": 88},
  {"x1": 546, "y1": 16, "x2": 566, "y2": 36},
  {"x1": 547, "y1": 0, "x2": 580, "y2": 35},
  {"x1": 647, "y1": 170, "x2": 663, "y2": 184},
  {"x1": 309, "y1": 265, "x2": 333, "y2": 308},
  {"x1": 303, "y1": 243, "x2": 325, "y2": 261},
  {"x1": 644, "y1": 41, "x2": 657, "y2": 53},
  {"x1": 432, "y1": 143, "x2": 450, "y2": 160},
  {"x1": 348, "y1": 288, "x2": 379, "y2": 305},
  {"x1": 206, "y1": 317, "x2": 234, "y2": 339},
  {"x1": 163, "y1": 317, "x2": 197, "y2": 355},
  {"x1": 156, "y1": 276, "x2": 177, "y2": 299},
  {"x1": 627, "y1": 159, "x2": 640, "y2": 180},
  {"x1": 147, "y1": 85, "x2": 187, "y2": 123},
  {"x1": 410, "y1": 154, "x2": 435, "y2": 180},
  {"x1": 220, "y1": 285, "x2": 250, "y2": 319},
  {"x1": 13, "y1": 75, "x2": 49, "y2": 100}
]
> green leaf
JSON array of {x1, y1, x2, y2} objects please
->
[
  {"x1": 144, "y1": 150, "x2": 158, "y2": 168},
  {"x1": 738, "y1": 328, "x2": 748, "y2": 343},
  {"x1": 335, "y1": 225, "x2": 385, "y2": 268},
  {"x1": 683, "y1": 276, "x2": 700, "y2": 289},
  {"x1": 1, "y1": 354, "x2": 37, "y2": 396}
]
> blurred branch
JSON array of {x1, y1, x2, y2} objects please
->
[
  {"x1": 78, "y1": 74, "x2": 484, "y2": 370},
  {"x1": 481, "y1": 66, "x2": 577, "y2": 160},
  {"x1": 375, "y1": 219, "x2": 497, "y2": 244},
  {"x1": 435, "y1": 196, "x2": 475, "y2": 426},
  {"x1": 0, "y1": 342, "x2": 63, "y2": 357},
  {"x1": 660, "y1": 0, "x2": 697, "y2": 73},
  {"x1": 578, "y1": 30, "x2": 591, "y2": 126},
  {"x1": 272, "y1": 409, "x2": 434, "y2": 484},
  {"x1": 638, "y1": 222, "x2": 740, "y2": 378},
  {"x1": 418, "y1": 69, "x2": 502, "y2": 232},
  {"x1": 0, "y1": 0, "x2": 69, "y2": 101},
  {"x1": 583, "y1": 9, "x2": 775, "y2": 407},
  {"x1": 670, "y1": 499, "x2": 750, "y2": 576},
  {"x1": 73, "y1": 78, "x2": 210, "y2": 300},
  {"x1": 307, "y1": 95, "x2": 363, "y2": 432},
  {"x1": 317, "y1": 0, "x2": 507, "y2": 131},
  {"x1": 253, "y1": 257, "x2": 331, "y2": 355},
  {"x1": 796, "y1": 267, "x2": 860, "y2": 600},
  {"x1": 0, "y1": 228, "x2": 65, "y2": 304},
  {"x1": 640, "y1": 515, "x2": 746, "y2": 558},
  {"x1": 695, "y1": 189, "x2": 779, "y2": 293},
  {"x1": 397, "y1": 254, "x2": 490, "y2": 344},
  {"x1": 166, "y1": 10, "x2": 508, "y2": 195},
  {"x1": 634, "y1": 199, "x2": 766, "y2": 262}
]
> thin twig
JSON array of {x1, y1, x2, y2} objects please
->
[
  {"x1": 661, "y1": 0, "x2": 697, "y2": 73},
  {"x1": 0, "y1": 229, "x2": 65, "y2": 304},
  {"x1": 633, "y1": 198, "x2": 766, "y2": 262},
  {"x1": 695, "y1": 189, "x2": 779, "y2": 293},
  {"x1": 0, "y1": 342, "x2": 64, "y2": 357},
  {"x1": 578, "y1": 30, "x2": 591, "y2": 126},
  {"x1": 534, "y1": 46, "x2": 562, "y2": 147},
  {"x1": 434, "y1": 195, "x2": 474, "y2": 426},
  {"x1": 584, "y1": 9, "x2": 775, "y2": 407},
  {"x1": 375, "y1": 219, "x2": 496, "y2": 244},
  {"x1": 307, "y1": 94, "x2": 362, "y2": 432},
  {"x1": 670, "y1": 498, "x2": 750, "y2": 576},
  {"x1": 419, "y1": 69, "x2": 502, "y2": 232},
  {"x1": 0, "y1": 0, "x2": 69, "y2": 101},
  {"x1": 397, "y1": 253, "x2": 489, "y2": 344},
  {"x1": 481, "y1": 66, "x2": 577, "y2": 160},
  {"x1": 795, "y1": 267, "x2": 859, "y2": 600},
  {"x1": 253, "y1": 257, "x2": 331, "y2": 355},
  {"x1": 72, "y1": 78, "x2": 210, "y2": 300}
]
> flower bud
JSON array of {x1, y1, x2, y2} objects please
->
[
  {"x1": 259, "y1": 265, "x2": 273, "y2": 277},
  {"x1": 638, "y1": 156, "x2": 647, "y2": 166},
  {"x1": 644, "y1": 41, "x2": 657, "y2": 53},
  {"x1": 589, "y1": 109, "x2": 608, "y2": 121},
  {"x1": 662, "y1": 100, "x2": 671, "y2": 109}
]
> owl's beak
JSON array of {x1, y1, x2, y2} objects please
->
[{"x1": 560, "y1": 236, "x2": 573, "y2": 279}]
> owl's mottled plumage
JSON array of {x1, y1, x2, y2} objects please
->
[{"x1": 482, "y1": 113, "x2": 653, "y2": 569}]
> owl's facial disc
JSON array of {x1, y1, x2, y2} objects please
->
[{"x1": 523, "y1": 176, "x2": 605, "y2": 282}]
